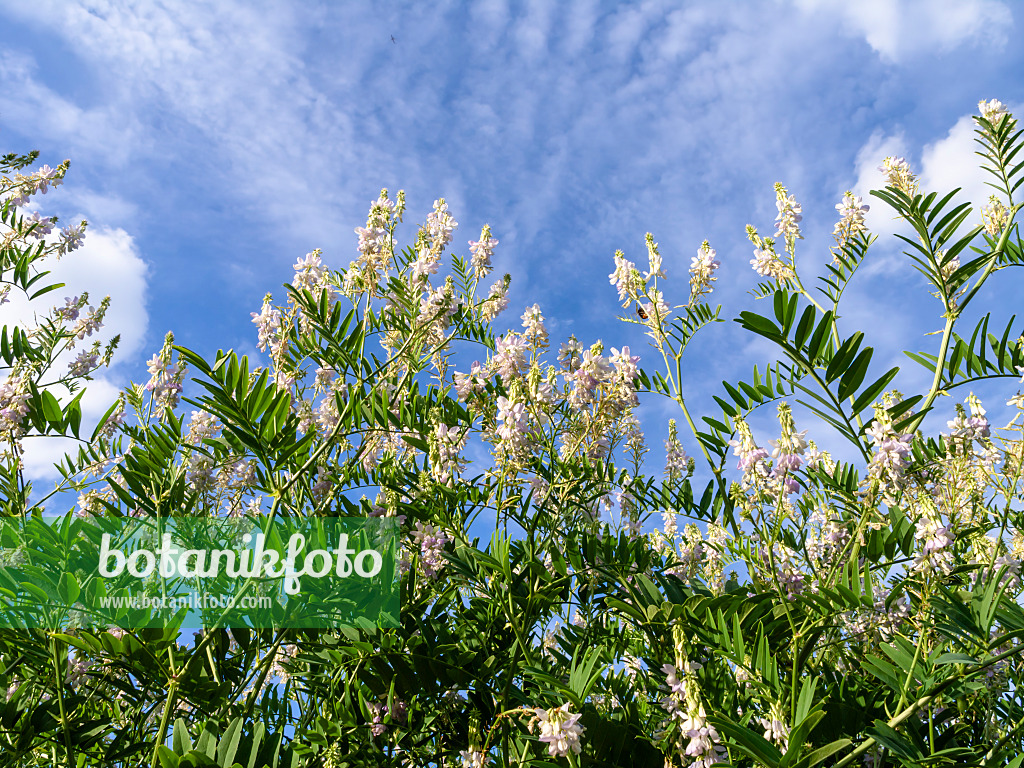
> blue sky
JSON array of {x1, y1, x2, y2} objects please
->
[{"x1": 2, "y1": 0, "x2": 1023, "y2": 481}]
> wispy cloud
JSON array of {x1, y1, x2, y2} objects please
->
[
  {"x1": 791, "y1": 0, "x2": 1012, "y2": 63},
  {"x1": 0, "y1": 222, "x2": 148, "y2": 480},
  {"x1": 1, "y1": 0, "x2": 1021, "y2": 472}
]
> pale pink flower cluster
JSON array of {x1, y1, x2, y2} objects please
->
[
  {"x1": 367, "y1": 698, "x2": 406, "y2": 737},
  {"x1": 66, "y1": 653, "x2": 93, "y2": 689},
  {"x1": 659, "y1": 662, "x2": 685, "y2": 706},
  {"x1": 558, "y1": 336, "x2": 583, "y2": 370},
  {"x1": 529, "y1": 703, "x2": 585, "y2": 758},
  {"x1": 185, "y1": 410, "x2": 219, "y2": 445},
  {"x1": 865, "y1": 417, "x2": 914, "y2": 485},
  {"x1": 56, "y1": 296, "x2": 82, "y2": 323},
  {"x1": 981, "y1": 195, "x2": 1010, "y2": 237},
  {"x1": 773, "y1": 183, "x2": 803, "y2": 251},
  {"x1": 639, "y1": 291, "x2": 671, "y2": 325},
  {"x1": 757, "y1": 703, "x2": 790, "y2": 751},
  {"x1": 728, "y1": 419, "x2": 769, "y2": 484},
  {"x1": 348, "y1": 190, "x2": 403, "y2": 296},
  {"x1": 68, "y1": 349, "x2": 99, "y2": 377},
  {"x1": 292, "y1": 249, "x2": 331, "y2": 295},
  {"x1": 771, "y1": 544, "x2": 806, "y2": 599},
  {"x1": 144, "y1": 334, "x2": 186, "y2": 415},
  {"x1": 495, "y1": 395, "x2": 532, "y2": 452},
  {"x1": 96, "y1": 402, "x2": 125, "y2": 440},
  {"x1": 186, "y1": 454, "x2": 216, "y2": 492},
  {"x1": 71, "y1": 303, "x2": 105, "y2": 342},
  {"x1": 946, "y1": 395, "x2": 991, "y2": 443},
  {"x1": 76, "y1": 488, "x2": 104, "y2": 518},
  {"x1": 660, "y1": 510, "x2": 678, "y2": 542},
  {"x1": 419, "y1": 283, "x2": 458, "y2": 326},
  {"x1": 456, "y1": 326, "x2": 635, "y2": 462},
  {"x1": 251, "y1": 295, "x2": 286, "y2": 357},
  {"x1": 410, "y1": 242, "x2": 442, "y2": 286},
  {"x1": 411, "y1": 521, "x2": 449, "y2": 579},
  {"x1": 645, "y1": 233, "x2": 665, "y2": 280},
  {"x1": 315, "y1": 384, "x2": 344, "y2": 435},
  {"x1": 878, "y1": 156, "x2": 917, "y2": 196},
  {"x1": 355, "y1": 193, "x2": 396, "y2": 265},
  {"x1": 746, "y1": 226, "x2": 794, "y2": 282},
  {"x1": 480, "y1": 278, "x2": 509, "y2": 321},
  {"x1": 974, "y1": 555, "x2": 1022, "y2": 593},
  {"x1": 430, "y1": 423, "x2": 468, "y2": 485},
  {"x1": 842, "y1": 584, "x2": 909, "y2": 642},
  {"x1": 750, "y1": 248, "x2": 776, "y2": 277},
  {"x1": 978, "y1": 98, "x2": 1009, "y2": 123},
  {"x1": 914, "y1": 504, "x2": 954, "y2": 576},
  {"x1": 834, "y1": 191, "x2": 870, "y2": 244},
  {"x1": 566, "y1": 344, "x2": 636, "y2": 412},
  {"x1": 767, "y1": 404, "x2": 808, "y2": 495},
  {"x1": 609, "y1": 250, "x2": 640, "y2": 305},
  {"x1": 23, "y1": 211, "x2": 54, "y2": 239},
  {"x1": 58, "y1": 222, "x2": 86, "y2": 256},
  {"x1": 468, "y1": 225, "x2": 498, "y2": 278},
  {"x1": 806, "y1": 506, "x2": 850, "y2": 568},
  {"x1": 4, "y1": 163, "x2": 65, "y2": 208},
  {"x1": 688, "y1": 240, "x2": 720, "y2": 302},
  {"x1": 703, "y1": 521, "x2": 727, "y2": 593},
  {"x1": 520, "y1": 304, "x2": 548, "y2": 349},
  {"x1": 616, "y1": 484, "x2": 642, "y2": 538},
  {"x1": 453, "y1": 361, "x2": 487, "y2": 400},
  {"x1": 426, "y1": 198, "x2": 458, "y2": 251},
  {"x1": 666, "y1": 523, "x2": 705, "y2": 580},
  {"x1": 659, "y1": 663, "x2": 726, "y2": 767},
  {"x1": 459, "y1": 748, "x2": 488, "y2": 768},
  {"x1": 492, "y1": 334, "x2": 530, "y2": 380}
]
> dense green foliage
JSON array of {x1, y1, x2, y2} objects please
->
[{"x1": 0, "y1": 100, "x2": 1023, "y2": 767}]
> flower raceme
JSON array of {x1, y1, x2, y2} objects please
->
[
  {"x1": 5, "y1": 111, "x2": 1024, "y2": 768},
  {"x1": 529, "y1": 703, "x2": 585, "y2": 758}
]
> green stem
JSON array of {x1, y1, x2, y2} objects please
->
[
  {"x1": 835, "y1": 642, "x2": 1024, "y2": 768},
  {"x1": 50, "y1": 636, "x2": 75, "y2": 768},
  {"x1": 149, "y1": 644, "x2": 179, "y2": 768},
  {"x1": 958, "y1": 206, "x2": 1020, "y2": 313}
]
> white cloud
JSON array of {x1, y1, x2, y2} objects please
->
[
  {"x1": 791, "y1": 0, "x2": 1011, "y2": 62},
  {"x1": 0, "y1": 223, "x2": 148, "y2": 480},
  {"x1": 0, "y1": 224, "x2": 148, "y2": 359},
  {"x1": 919, "y1": 104, "x2": 1024, "y2": 210},
  {"x1": 851, "y1": 129, "x2": 910, "y2": 242},
  {"x1": 19, "y1": 377, "x2": 122, "y2": 483},
  {"x1": 0, "y1": 51, "x2": 143, "y2": 168}
]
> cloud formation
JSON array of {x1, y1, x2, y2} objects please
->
[{"x1": 792, "y1": 0, "x2": 1011, "y2": 62}]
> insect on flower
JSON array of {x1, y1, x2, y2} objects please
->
[{"x1": 636, "y1": 305, "x2": 649, "y2": 320}]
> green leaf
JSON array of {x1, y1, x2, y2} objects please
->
[
  {"x1": 158, "y1": 745, "x2": 181, "y2": 768},
  {"x1": 851, "y1": 366, "x2": 899, "y2": 414},
  {"x1": 865, "y1": 721, "x2": 919, "y2": 759},
  {"x1": 738, "y1": 311, "x2": 782, "y2": 340},
  {"x1": 793, "y1": 304, "x2": 817, "y2": 350},
  {"x1": 793, "y1": 739, "x2": 852, "y2": 768},
  {"x1": 779, "y1": 709, "x2": 825, "y2": 768},
  {"x1": 932, "y1": 652, "x2": 979, "y2": 666},
  {"x1": 825, "y1": 332, "x2": 863, "y2": 383},
  {"x1": 40, "y1": 389, "x2": 62, "y2": 426},
  {"x1": 58, "y1": 572, "x2": 80, "y2": 605},
  {"x1": 707, "y1": 714, "x2": 782, "y2": 767},
  {"x1": 173, "y1": 718, "x2": 193, "y2": 755},
  {"x1": 837, "y1": 347, "x2": 873, "y2": 401},
  {"x1": 217, "y1": 717, "x2": 243, "y2": 767}
]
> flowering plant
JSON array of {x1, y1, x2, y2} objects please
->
[{"x1": 1, "y1": 98, "x2": 1023, "y2": 768}]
